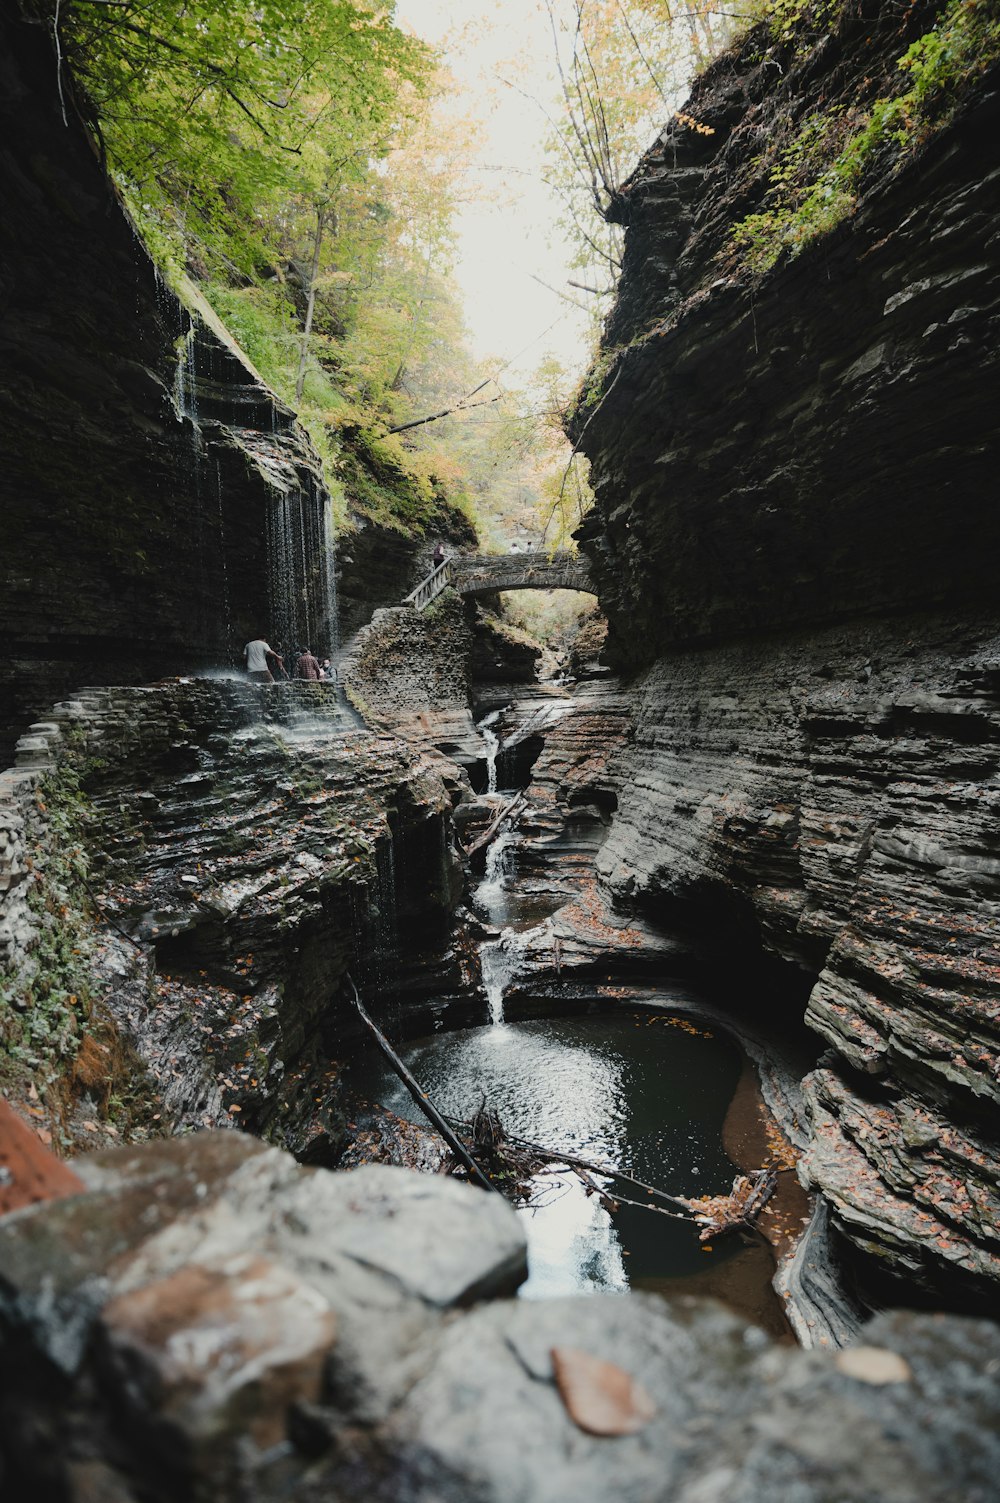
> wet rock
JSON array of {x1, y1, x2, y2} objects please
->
[
  {"x1": 587, "y1": 617, "x2": 1000, "y2": 1296},
  {"x1": 3, "y1": 678, "x2": 469, "y2": 1154},
  {"x1": 1, "y1": 1133, "x2": 997, "y2": 1502},
  {"x1": 100, "y1": 1254, "x2": 336, "y2": 1457}
]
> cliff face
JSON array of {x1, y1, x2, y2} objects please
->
[
  {"x1": 575, "y1": 7, "x2": 1000, "y2": 1301},
  {"x1": 575, "y1": 8, "x2": 1000, "y2": 661},
  {"x1": 1, "y1": 679, "x2": 473, "y2": 1160},
  {"x1": 0, "y1": 11, "x2": 334, "y2": 761}
]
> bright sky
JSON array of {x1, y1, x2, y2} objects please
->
[{"x1": 394, "y1": 0, "x2": 597, "y2": 385}]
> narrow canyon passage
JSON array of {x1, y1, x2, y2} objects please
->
[{"x1": 2, "y1": 2, "x2": 999, "y2": 1498}]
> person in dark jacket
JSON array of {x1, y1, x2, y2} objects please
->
[{"x1": 295, "y1": 646, "x2": 321, "y2": 680}]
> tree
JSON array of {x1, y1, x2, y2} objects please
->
[
  {"x1": 539, "y1": 0, "x2": 738, "y2": 335},
  {"x1": 58, "y1": 0, "x2": 431, "y2": 278}
]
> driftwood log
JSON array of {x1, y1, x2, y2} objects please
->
[
  {"x1": 347, "y1": 977, "x2": 497, "y2": 1194},
  {"x1": 445, "y1": 1114, "x2": 778, "y2": 1239},
  {"x1": 463, "y1": 791, "x2": 528, "y2": 856},
  {"x1": 677, "y1": 1169, "x2": 778, "y2": 1241}
]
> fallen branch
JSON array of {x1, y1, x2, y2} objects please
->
[
  {"x1": 463, "y1": 791, "x2": 528, "y2": 856},
  {"x1": 346, "y1": 977, "x2": 496, "y2": 1194},
  {"x1": 446, "y1": 1117, "x2": 693, "y2": 1211},
  {"x1": 575, "y1": 1164, "x2": 691, "y2": 1223},
  {"x1": 677, "y1": 1170, "x2": 778, "y2": 1241},
  {"x1": 444, "y1": 1116, "x2": 778, "y2": 1239}
]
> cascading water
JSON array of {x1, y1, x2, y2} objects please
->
[
  {"x1": 214, "y1": 460, "x2": 234, "y2": 661},
  {"x1": 348, "y1": 834, "x2": 400, "y2": 1016},
  {"x1": 479, "y1": 933, "x2": 518, "y2": 1026},
  {"x1": 322, "y1": 493, "x2": 340, "y2": 660},
  {"x1": 266, "y1": 486, "x2": 340, "y2": 669},
  {"x1": 479, "y1": 709, "x2": 503, "y2": 794},
  {"x1": 173, "y1": 324, "x2": 201, "y2": 437},
  {"x1": 476, "y1": 827, "x2": 517, "y2": 927}
]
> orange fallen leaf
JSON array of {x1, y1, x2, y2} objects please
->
[{"x1": 550, "y1": 1347, "x2": 656, "y2": 1436}]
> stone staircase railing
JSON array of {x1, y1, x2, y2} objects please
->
[{"x1": 402, "y1": 558, "x2": 455, "y2": 612}]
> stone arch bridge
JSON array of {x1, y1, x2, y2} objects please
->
[{"x1": 404, "y1": 550, "x2": 594, "y2": 611}]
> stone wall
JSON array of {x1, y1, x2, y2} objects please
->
[
  {"x1": 0, "y1": 11, "x2": 333, "y2": 762},
  {"x1": 342, "y1": 594, "x2": 485, "y2": 769},
  {"x1": 571, "y1": 6, "x2": 1000, "y2": 1304}
]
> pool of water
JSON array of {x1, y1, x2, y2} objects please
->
[{"x1": 345, "y1": 1009, "x2": 790, "y2": 1335}]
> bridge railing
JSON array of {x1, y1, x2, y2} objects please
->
[
  {"x1": 402, "y1": 550, "x2": 593, "y2": 611},
  {"x1": 402, "y1": 557, "x2": 454, "y2": 611}
]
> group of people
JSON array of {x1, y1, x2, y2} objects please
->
[{"x1": 243, "y1": 638, "x2": 336, "y2": 684}]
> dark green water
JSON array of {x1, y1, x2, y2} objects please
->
[{"x1": 345, "y1": 1010, "x2": 786, "y2": 1330}]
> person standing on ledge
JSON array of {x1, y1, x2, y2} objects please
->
[
  {"x1": 295, "y1": 645, "x2": 321, "y2": 680},
  {"x1": 432, "y1": 540, "x2": 445, "y2": 568},
  {"x1": 244, "y1": 637, "x2": 276, "y2": 683}
]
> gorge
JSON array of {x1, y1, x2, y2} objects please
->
[{"x1": 1, "y1": 2, "x2": 999, "y2": 1499}]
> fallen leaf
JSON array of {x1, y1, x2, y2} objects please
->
[
  {"x1": 550, "y1": 1347, "x2": 656, "y2": 1436},
  {"x1": 835, "y1": 1347, "x2": 912, "y2": 1385}
]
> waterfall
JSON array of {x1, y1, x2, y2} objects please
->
[
  {"x1": 372, "y1": 837, "x2": 399, "y2": 999},
  {"x1": 479, "y1": 709, "x2": 502, "y2": 794},
  {"x1": 348, "y1": 835, "x2": 399, "y2": 1012},
  {"x1": 321, "y1": 492, "x2": 340, "y2": 659},
  {"x1": 266, "y1": 486, "x2": 340, "y2": 667},
  {"x1": 172, "y1": 324, "x2": 201, "y2": 436},
  {"x1": 476, "y1": 827, "x2": 516, "y2": 926},
  {"x1": 214, "y1": 461, "x2": 233, "y2": 661},
  {"x1": 480, "y1": 933, "x2": 517, "y2": 1026}
]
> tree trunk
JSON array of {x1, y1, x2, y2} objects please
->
[{"x1": 295, "y1": 204, "x2": 327, "y2": 404}]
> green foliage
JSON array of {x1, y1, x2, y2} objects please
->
[
  {"x1": 501, "y1": 589, "x2": 594, "y2": 649},
  {"x1": 61, "y1": 0, "x2": 430, "y2": 279},
  {"x1": 743, "y1": 0, "x2": 838, "y2": 42},
  {"x1": 730, "y1": 0, "x2": 1000, "y2": 274},
  {"x1": 0, "y1": 761, "x2": 94, "y2": 1088},
  {"x1": 333, "y1": 423, "x2": 477, "y2": 542}
]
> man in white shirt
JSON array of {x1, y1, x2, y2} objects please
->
[{"x1": 244, "y1": 638, "x2": 276, "y2": 682}]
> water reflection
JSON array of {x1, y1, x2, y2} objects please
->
[{"x1": 346, "y1": 1011, "x2": 756, "y2": 1302}]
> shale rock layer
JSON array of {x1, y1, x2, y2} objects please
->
[
  {"x1": 575, "y1": 9, "x2": 1000, "y2": 661},
  {"x1": 574, "y1": 6, "x2": 1000, "y2": 1301}
]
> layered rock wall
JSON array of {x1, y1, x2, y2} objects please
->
[
  {"x1": 575, "y1": 6, "x2": 1000, "y2": 1301},
  {"x1": 0, "y1": 12, "x2": 334, "y2": 761},
  {"x1": 0, "y1": 678, "x2": 473, "y2": 1157},
  {"x1": 575, "y1": 12, "x2": 1000, "y2": 659}
]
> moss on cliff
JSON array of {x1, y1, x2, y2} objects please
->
[
  {"x1": 0, "y1": 752, "x2": 164, "y2": 1153},
  {"x1": 334, "y1": 422, "x2": 478, "y2": 545},
  {"x1": 731, "y1": 0, "x2": 1000, "y2": 273}
]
